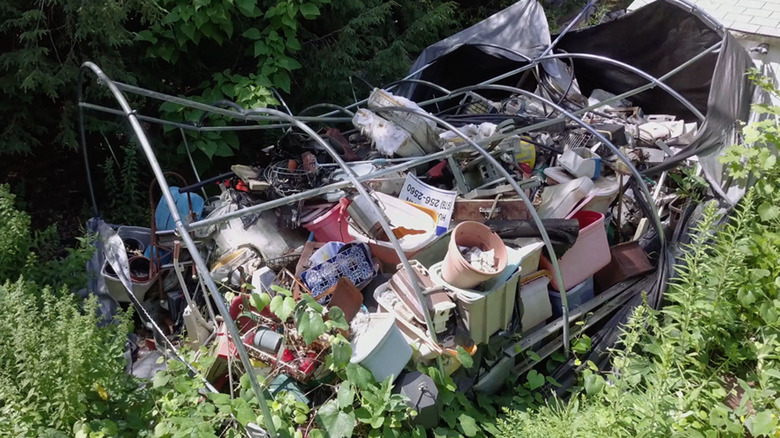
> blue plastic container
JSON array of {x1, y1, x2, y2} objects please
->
[{"x1": 549, "y1": 276, "x2": 595, "y2": 318}]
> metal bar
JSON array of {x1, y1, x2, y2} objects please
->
[
  {"x1": 77, "y1": 71, "x2": 99, "y2": 217},
  {"x1": 79, "y1": 102, "x2": 201, "y2": 131},
  {"x1": 185, "y1": 142, "x2": 478, "y2": 231},
  {"x1": 80, "y1": 62, "x2": 279, "y2": 438},
  {"x1": 179, "y1": 128, "x2": 207, "y2": 199}
]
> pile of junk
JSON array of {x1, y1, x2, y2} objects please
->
[{"x1": 77, "y1": 0, "x2": 763, "y2": 435}]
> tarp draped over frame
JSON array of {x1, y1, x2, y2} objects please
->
[{"x1": 401, "y1": 0, "x2": 755, "y2": 189}]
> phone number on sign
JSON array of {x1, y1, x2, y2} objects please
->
[{"x1": 404, "y1": 183, "x2": 453, "y2": 211}]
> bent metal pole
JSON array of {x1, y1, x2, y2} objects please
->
[{"x1": 79, "y1": 62, "x2": 279, "y2": 438}]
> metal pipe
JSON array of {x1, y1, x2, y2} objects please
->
[
  {"x1": 185, "y1": 142, "x2": 477, "y2": 231},
  {"x1": 543, "y1": 0, "x2": 599, "y2": 58},
  {"x1": 79, "y1": 62, "x2": 279, "y2": 438},
  {"x1": 77, "y1": 71, "x2": 99, "y2": 217}
]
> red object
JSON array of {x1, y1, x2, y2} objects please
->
[
  {"x1": 281, "y1": 349, "x2": 295, "y2": 363},
  {"x1": 298, "y1": 352, "x2": 318, "y2": 375},
  {"x1": 145, "y1": 338, "x2": 156, "y2": 350},
  {"x1": 427, "y1": 160, "x2": 447, "y2": 179}
]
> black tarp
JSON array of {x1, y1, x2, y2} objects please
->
[{"x1": 400, "y1": 0, "x2": 755, "y2": 180}]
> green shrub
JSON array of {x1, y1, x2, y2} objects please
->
[
  {"x1": 0, "y1": 184, "x2": 32, "y2": 282},
  {"x1": 0, "y1": 279, "x2": 152, "y2": 437}
]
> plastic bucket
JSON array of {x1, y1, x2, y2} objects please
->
[
  {"x1": 303, "y1": 199, "x2": 353, "y2": 243},
  {"x1": 539, "y1": 210, "x2": 610, "y2": 291},
  {"x1": 351, "y1": 313, "x2": 411, "y2": 383},
  {"x1": 441, "y1": 221, "x2": 507, "y2": 289},
  {"x1": 549, "y1": 276, "x2": 595, "y2": 318}
]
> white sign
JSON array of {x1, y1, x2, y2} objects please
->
[{"x1": 399, "y1": 173, "x2": 457, "y2": 234}]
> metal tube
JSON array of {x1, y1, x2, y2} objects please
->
[
  {"x1": 542, "y1": 0, "x2": 598, "y2": 58},
  {"x1": 77, "y1": 71, "x2": 99, "y2": 217},
  {"x1": 79, "y1": 62, "x2": 279, "y2": 438},
  {"x1": 186, "y1": 142, "x2": 477, "y2": 232},
  {"x1": 79, "y1": 102, "x2": 201, "y2": 131}
]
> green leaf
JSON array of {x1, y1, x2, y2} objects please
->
[
  {"x1": 337, "y1": 382, "x2": 354, "y2": 409},
  {"x1": 526, "y1": 350, "x2": 542, "y2": 362},
  {"x1": 286, "y1": 36, "x2": 301, "y2": 51},
  {"x1": 308, "y1": 430, "x2": 325, "y2": 438},
  {"x1": 299, "y1": 3, "x2": 321, "y2": 19},
  {"x1": 758, "y1": 202, "x2": 780, "y2": 221},
  {"x1": 272, "y1": 70, "x2": 291, "y2": 94},
  {"x1": 583, "y1": 373, "x2": 605, "y2": 395},
  {"x1": 747, "y1": 411, "x2": 778, "y2": 436},
  {"x1": 327, "y1": 307, "x2": 349, "y2": 330},
  {"x1": 456, "y1": 346, "x2": 474, "y2": 369},
  {"x1": 526, "y1": 370, "x2": 545, "y2": 390},
  {"x1": 270, "y1": 295, "x2": 296, "y2": 321},
  {"x1": 250, "y1": 292, "x2": 271, "y2": 312},
  {"x1": 136, "y1": 30, "x2": 158, "y2": 44},
  {"x1": 254, "y1": 40, "x2": 270, "y2": 57},
  {"x1": 329, "y1": 335, "x2": 352, "y2": 370},
  {"x1": 458, "y1": 413, "x2": 479, "y2": 437},
  {"x1": 346, "y1": 363, "x2": 376, "y2": 390},
  {"x1": 232, "y1": 398, "x2": 255, "y2": 426},
  {"x1": 277, "y1": 57, "x2": 302, "y2": 71},
  {"x1": 572, "y1": 335, "x2": 592, "y2": 355},
  {"x1": 355, "y1": 407, "x2": 372, "y2": 423},
  {"x1": 316, "y1": 400, "x2": 356, "y2": 438},
  {"x1": 298, "y1": 309, "x2": 326, "y2": 345},
  {"x1": 242, "y1": 27, "x2": 262, "y2": 39},
  {"x1": 153, "y1": 372, "x2": 170, "y2": 388}
]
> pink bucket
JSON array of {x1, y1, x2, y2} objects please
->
[{"x1": 303, "y1": 199, "x2": 354, "y2": 243}]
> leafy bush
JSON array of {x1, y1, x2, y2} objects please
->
[
  {"x1": 0, "y1": 280, "x2": 152, "y2": 437},
  {"x1": 0, "y1": 184, "x2": 32, "y2": 282}
]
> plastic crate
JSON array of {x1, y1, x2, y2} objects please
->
[{"x1": 429, "y1": 261, "x2": 519, "y2": 345}]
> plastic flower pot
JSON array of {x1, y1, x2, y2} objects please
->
[
  {"x1": 441, "y1": 221, "x2": 507, "y2": 289},
  {"x1": 303, "y1": 198, "x2": 353, "y2": 243}
]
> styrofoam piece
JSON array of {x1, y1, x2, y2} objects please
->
[
  {"x1": 537, "y1": 176, "x2": 593, "y2": 219},
  {"x1": 351, "y1": 313, "x2": 412, "y2": 383},
  {"x1": 352, "y1": 109, "x2": 425, "y2": 157},
  {"x1": 543, "y1": 167, "x2": 620, "y2": 215},
  {"x1": 429, "y1": 261, "x2": 519, "y2": 345},
  {"x1": 539, "y1": 211, "x2": 611, "y2": 292},
  {"x1": 549, "y1": 276, "x2": 595, "y2": 318},
  {"x1": 518, "y1": 271, "x2": 553, "y2": 332},
  {"x1": 367, "y1": 88, "x2": 438, "y2": 153},
  {"x1": 559, "y1": 148, "x2": 601, "y2": 179},
  {"x1": 102, "y1": 260, "x2": 157, "y2": 303},
  {"x1": 347, "y1": 191, "x2": 438, "y2": 264}
]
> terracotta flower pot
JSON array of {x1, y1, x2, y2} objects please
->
[{"x1": 441, "y1": 221, "x2": 507, "y2": 289}]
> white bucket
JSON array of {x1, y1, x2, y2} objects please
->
[{"x1": 350, "y1": 313, "x2": 411, "y2": 383}]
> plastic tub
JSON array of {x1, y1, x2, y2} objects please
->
[
  {"x1": 347, "y1": 192, "x2": 438, "y2": 265},
  {"x1": 102, "y1": 260, "x2": 158, "y2": 303},
  {"x1": 429, "y1": 261, "x2": 519, "y2": 345},
  {"x1": 539, "y1": 210, "x2": 611, "y2": 292},
  {"x1": 549, "y1": 276, "x2": 595, "y2": 318},
  {"x1": 351, "y1": 313, "x2": 411, "y2": 383},
  {"x1": 303, "y1": 199, "x2": 353, "y2": 243},
  {"x1": 518, "y1": 271, "x2": 553, "y2": 332}
]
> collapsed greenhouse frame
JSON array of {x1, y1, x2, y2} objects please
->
[{"x1": 76, "y1": 0, "x2": 752, "y2": 435}]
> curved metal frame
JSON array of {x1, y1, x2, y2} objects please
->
[{"x1": 75, "y1": 24, "x2": 705, "y2": 434}]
